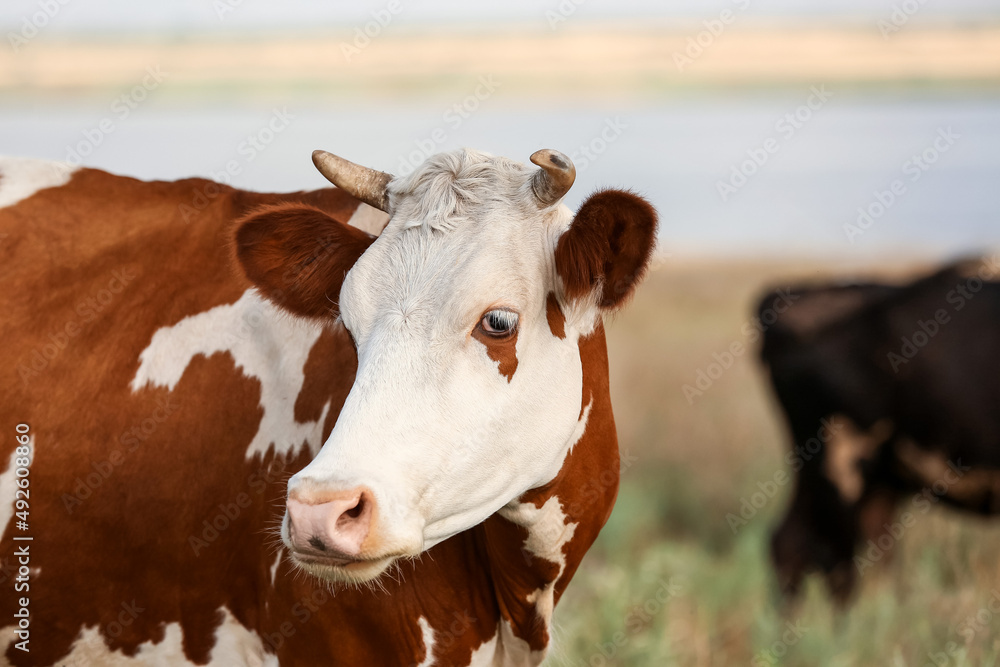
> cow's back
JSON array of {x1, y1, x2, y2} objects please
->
[
  {"x1": 0, "y1": 159, "x2": 364, "y2": 665},
  {"x1": 761, "y1": 263, "x2": 1000, "y2": 464},
  {"x1": 761, "y1": 261, "x2": 1000, "y2": 602}
]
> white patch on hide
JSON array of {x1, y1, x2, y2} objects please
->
[
  {"x1": 501, "y1": 496, "x2": 577, "y2": 577},
  {"x1": 0, "y1": 157, "x2": 77, "y2": 209},
  {"x1": 415, "y1": 616, "x2": 436, "y2": 667},
  {"x1": 466, "y1": 632, "x2": 499, "y2": 667},
  {"x1": 494, "y1": 621, "x2": 546, "y2": 667},
  {"x1": 565, "y1": 399, "x2": 592, "y2": 456},
  {"x1": 269, "y1": 548, "x2": 283, "y2": 586},
  {"x1": 130, "y1": 289, "x2": 330, "y2": 459},
  {"x1": 0, "y1": 607, "x2": 277, "y2": 666}
]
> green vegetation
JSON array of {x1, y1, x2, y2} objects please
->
[{"x1": 550, "y1": 261, "x2": 1000, "y2": 666}]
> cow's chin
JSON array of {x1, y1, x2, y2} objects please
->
[{"x1": 290, "y1": 552, "x2": 397, "y2": 585}]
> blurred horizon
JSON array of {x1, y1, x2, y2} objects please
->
[{"x1": 2, "y1": 2, "x2": 998, "y2": 259}]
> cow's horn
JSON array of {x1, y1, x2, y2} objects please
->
[
  {"x1": 312, "y1": 150, "x2": 393, "y2": 213},
  {"x1": 529, "y1": 149, "x2": 576, "y2": 207}
]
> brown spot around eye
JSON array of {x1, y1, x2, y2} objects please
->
[
  {"x1": 472, "y1": 327, "x2": 519, "y2": 383},
  {"x1": 546, "y1": 292, "x2": 566, "y2": 339}
]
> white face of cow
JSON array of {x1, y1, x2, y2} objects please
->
[
  {"x1": 235, "y1": 148, "x2": 657, "y2": 584},
  {"x1": 290, "y1": 153, "x2": 588, "y2": 581}
]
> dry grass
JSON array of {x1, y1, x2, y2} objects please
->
[{"x1": 549, "y1": 259, "x2": 1000, "y2": 666}]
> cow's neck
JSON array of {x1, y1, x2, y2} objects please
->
[
  {"x1": 263, "y1": 317, "x2": 619, "y2": 665},
  {"x1": 476, "y1": 323, "x2": 619, "y2": 662}
]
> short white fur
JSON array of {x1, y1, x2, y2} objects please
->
[{"x1": 286, "y1": 149, "x2": 602, "y2": 570}]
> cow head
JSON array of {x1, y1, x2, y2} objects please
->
[{"x1": 235, "y1": 147, "x2": 656, "y2": 584}]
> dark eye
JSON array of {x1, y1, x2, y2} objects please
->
[{"x1": 479, "y1": 309, "x2": 519, "y2": 337}]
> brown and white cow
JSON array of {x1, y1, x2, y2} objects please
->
[{"x1": 0, "y1": 146, "x2": 657, "y2": 665}]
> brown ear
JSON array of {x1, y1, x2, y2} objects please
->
[
  {"x1": 555, "y1": 189, "x2": 658, "y2": 309},
  {"x1": 235, "y1": 204, "x2": 376, "y2": 319}
]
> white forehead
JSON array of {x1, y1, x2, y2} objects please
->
[
  {"x1": 389, "y1": 148, "x2": 541, "y2": 233},
  {"x1": 339, "y1": 149, "x2": 571, "y2": 339}
]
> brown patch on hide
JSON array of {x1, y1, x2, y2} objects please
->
[
  {"x1": 545, "y1": 293, "x2": 566, "y2": 339},
  {"x1": 555, "y1": 189, "x2": 657, "y2": 309},
  {"x1": 235, "y1": 204, "x2": 376, "y2": 320},
  {"x1": 0, "y1": 162, "x2": 626, "y2": 666},
  {"x1": 472, "y1": 328, "x2": 519, "y2": 382},
  {"x1": 896, "y1": 440, "x2": 1000, "y2": 511}
]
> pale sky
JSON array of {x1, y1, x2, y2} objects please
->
[{"x1": 1, "y1": 0, "x2": 998, "y2": 35}]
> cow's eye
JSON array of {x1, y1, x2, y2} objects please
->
[{"x1": 478, "y1": 309, "x2": 519, "y2": 337}]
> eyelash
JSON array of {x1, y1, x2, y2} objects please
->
[{"x1": 479, "y1": 309, "x2": 519, "y2": 336}]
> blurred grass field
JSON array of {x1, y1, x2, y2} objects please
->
[{"x1": 551, "y1": 259, "x2": 1000, "y2": 667}]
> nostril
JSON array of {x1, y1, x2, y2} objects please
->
[
  {"x1": 344, "y1": 497, "x2": 365, "y2": 520},
  {"x1": 337, "y1": 495, "x2": 367, "y2": 531},
  {"x1": 287, "y1": 488, "x2": 374, "y2": 556}
]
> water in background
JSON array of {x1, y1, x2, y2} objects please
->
[{"x1": 2, "y1": 92, "x2": 998, "y2": 259}]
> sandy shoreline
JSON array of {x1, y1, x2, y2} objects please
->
[{"x1": 3, "y1": 24, "x2": 999, "y2": 99}]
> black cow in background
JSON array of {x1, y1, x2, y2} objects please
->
[{"x1": 757, "y1": 256, "x2": 1000, "y2": 603}]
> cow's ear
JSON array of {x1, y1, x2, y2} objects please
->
[
  {"x1": 235, "y1": 204, "x2": 376, "y2": 319},
  {"x1": 555, "y1": 189, "x2": 658, "y2": 309}
]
